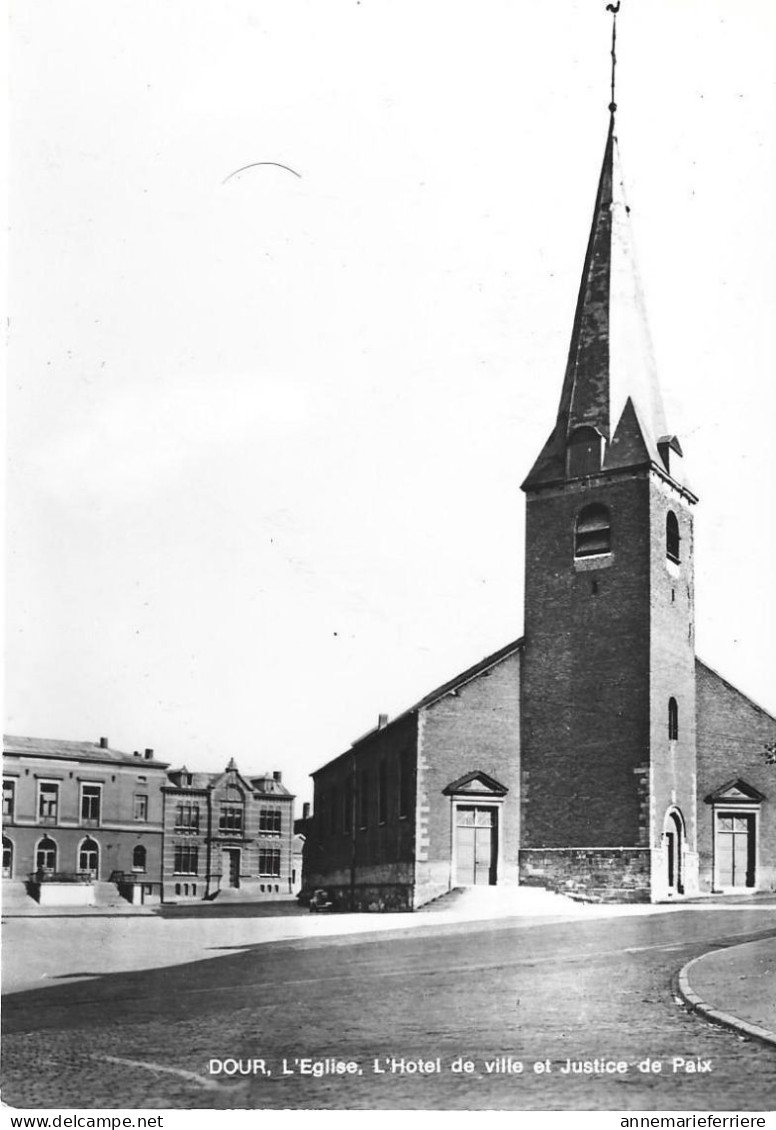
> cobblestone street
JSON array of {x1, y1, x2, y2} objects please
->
[{"x1": 2, "y1": 906, "x2": 775, "y2": 1110}]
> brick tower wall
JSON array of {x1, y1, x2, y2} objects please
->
[
  {"x1": 521, "y1": 471, "x2": 652, "y2": 849},
  {"x1": 519, "y1": 466, "x2": 699, "y2": 902},
  {"x1": 647, "y1": 475, "x2": 698, "y2": 899}
]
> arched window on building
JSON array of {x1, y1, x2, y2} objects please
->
[
  {"x1": 78, "y1": 837, "x2": 99, "y2": 876},
  {"x1": 575, "y1": 503, "x2": 611, "y2": 558},
  {"x1": 36, "y1": 836, "x2": 57, "y2": 873},
  {"x1": 666, "y1": 511, "x2": 680, "y2": 563},
  {"x1": 2, "y1": 836, "x2": 13, "y2": 878},
  {"x1": 132, "y1": 845, "x2": 147, "y2": 873},
  {"x1": 566, "y1": 426, "x2": 603, "y2": 479},
  {"x1": 668, "y1": 697, "x2": 679, "y2": 741}
]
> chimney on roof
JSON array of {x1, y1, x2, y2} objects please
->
[
  {"x1": 99, "y1": 737, "x2": 109, "y2": 749},
  {"x1": 302, "y1": 802, "x2": 310, "y2": 820},
  {"x1": 378, "y1": 714, "x2": 389, "y2": 729},
  {"x1": 144, "y1": 748, "x2": 154, "y2": 760},
  {"x1": 273, "y1": 770, "x2": 282, "y2": 782}
]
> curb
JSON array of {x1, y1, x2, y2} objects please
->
[
  {"x1": 1, "y1": 906, "x2": 160, "y2": 919},
  {"x1": 676, "y1": 945, "x2": 776, "y2": 1050}
]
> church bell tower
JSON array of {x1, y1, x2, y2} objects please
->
[{"x1": 519, "y1": 11, "x2": 699, "y2": 901}]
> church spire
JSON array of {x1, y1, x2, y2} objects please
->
[{"x1": 522, "y1": 4, "x2": 692, "y2": 497}]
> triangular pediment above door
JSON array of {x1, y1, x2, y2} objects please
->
[
  {"x1": 443, "y1": 770, "x2": 508, "y2": 797},
  {"x1": 704, "y1": 778, "x2": 766, "y2": 805}
]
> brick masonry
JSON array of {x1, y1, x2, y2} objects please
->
[
  {"x1": 696, "y1": 661, "x2": 776, "y2": 891},
  {"x1": 305, "y1": 713, "x2": 418, "y2": 909},
  {"x1": 647, "y1": 475, "x2": 698, "y2": 899},
  {"x1": 162, "y1": 764, "x2": 295, "y2": 902},
  {"x1": 305, "y1": 649, "x2": 522, "y2": 909},
  {"x1": 521, "y1": 471, "x2": 654, "y2": 855},
  {"x1": 415, "y1": 650, "x2": 521, "y2": 905},
  {"x1": 2, "y1": 747, "x2": 166, "y2": 890},
  {"x1": 519, "y1": 464, "x2": 700, "y2": 901}
]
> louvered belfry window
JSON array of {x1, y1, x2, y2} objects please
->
[
  {"x1": 575, "y1": 503, "x2": 611, "y2": 557},
  {"x1": 567, "y1": 426, "x2": 603, "y2": 478}
]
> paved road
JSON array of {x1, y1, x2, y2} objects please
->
[{"x1": 3, "y1": 908, "x2": 775, "y2": 1110}]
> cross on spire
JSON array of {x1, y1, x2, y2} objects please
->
[{"x1": 606, "y1": 2, "x2": 620, "y2": 114}]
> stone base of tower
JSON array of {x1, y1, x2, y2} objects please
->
[
  {"x1": 519, "y1": 848, "x2": 653, "y2": 903},
  {"x1": 520, "y1": 847, "x2": 701, "y2": 902}
]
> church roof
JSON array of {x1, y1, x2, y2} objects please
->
[
  {"x1": 313, "y1": 638, "x2": 524, "y2": 775},
  {"x1": 523, "y1": 115, "x2": 692, "y2": 497},
  {"x1": 408, "y1": 637, "x2": 524, "y2": 715},
  {"x1": 695, "y1": 658, "x2": 776, "y2": 724}
]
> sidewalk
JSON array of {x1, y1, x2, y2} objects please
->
[
  {"x1": 2, "y1": 901, "x2": 159, "y2": 917},
  {"x1": 678, "y1": 937, "x2": 776, "y2": 1048},
  {"x1": 0, "y1": 888, "x2": 673, "y2": 996}
]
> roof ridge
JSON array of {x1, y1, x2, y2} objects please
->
[
  {"x1": 695, "y1": 656, "x2": 776, "y2": 724},
  {"x1": 312, "y1": 637, "x2": 524, "y2": 774}
]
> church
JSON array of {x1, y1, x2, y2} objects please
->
[{"x1": 302, "y1": 44, "x2": 776, "y2": 910}]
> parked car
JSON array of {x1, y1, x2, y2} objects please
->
[{"x1": 308, "y1": 888, "x2": 334, "y2": 912}]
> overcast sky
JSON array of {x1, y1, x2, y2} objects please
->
[{"x1": 7, "y1": 0, "x2": 776, "y2": 804}]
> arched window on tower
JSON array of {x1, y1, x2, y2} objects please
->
[
  {"x1": 575, "y1": 503, "x2": 611, "y2": 558},
  {"x1": 668, "y1": 698, "x2": 679, "y2": 741},
  {"x1": 666, "y1": 511, "x2": 680, "y2": 564},
  {"x1": 567, "y1": 426, "x2": 603, "y2": 479}
]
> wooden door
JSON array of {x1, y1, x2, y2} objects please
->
[
  {"x1": 665, "y1": 811, "x2": 684, "y2": 894},
  {"x1": 716, "y1": 814, "x2": 755, "y2": 888},
  {"x1": 455, "y1": 806, "x2": 497, "y2": 886},
  {"x1": 666, "y1": 831, "x2": 676, "y2": 889},
  {"x1": 222, "y1": 849, "x2": 241, "y2": 888}
]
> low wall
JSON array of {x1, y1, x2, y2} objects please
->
[
  {"x1": 306, "y1": 862, "x2": 415, "y2": 912},
  {"x1": 519, "y1": 847, "x2": 652, "y2": 902},
  {"x1": 37, "y1": 882, "x2": 95, "y2": 907}
]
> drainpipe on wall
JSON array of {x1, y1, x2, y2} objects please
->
[
  {"x1": 350, "y1": 750, "x2": 357, "y2": 912},
  {"x1": 206, "y1": 785, "x2": 214, "y2": 899},
  {"x1": 287, "y1": 793, "x2": 293, "y2": 895}
]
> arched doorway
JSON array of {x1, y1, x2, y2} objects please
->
[
  {"x1": 2, "y1": 836, "x2": 13, "y2": 878},
  {"x1": 663, "y1": 808, "x2": 685, "y2": 895}
]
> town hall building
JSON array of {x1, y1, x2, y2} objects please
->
[
  {"x1": 303, "y1": 80, "x2": 776, "y2": 910},
  {"x1": 1, "y1": 738, "x2": 296, "y2": 907}
]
